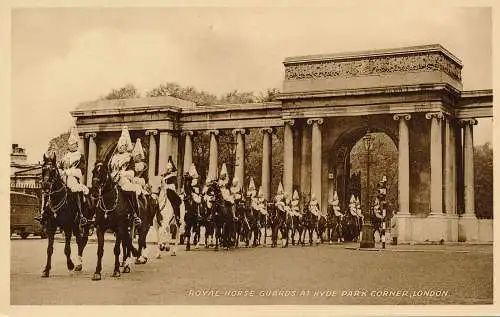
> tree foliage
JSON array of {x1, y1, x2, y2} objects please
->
[
  {"x1": 103, "y1": 84, "x2": 140, "y2": 100},
  {"x1": 474, "y1": 142, "x2": 493, "y2": 219},
  {"x1": 146, "y1": 82, "x2": 217, "y2": 106},
  {"x1": 47, "y1": 132, "x2": 70, "y2": 160}
]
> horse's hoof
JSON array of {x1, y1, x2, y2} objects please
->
[
  {"x1": 74, "y1": 264, "x2": 83, "y2": 272},
  {"x1": 186, "y1": 245, "x2": 190, "y2": 251},
  {"x1": 41, "y1": 270, "x2": 50, "y2": 278},
  {"x1": 156, "y1": 253, "x2": 161, "y2": 259},
  {"x1": 170, "y1": 252, "x2": 176, "y2": 256},
  {"x1": 112, "y1": 271, "x2": 121, "y2": 277},
  {"x1": 67, "y1": 261, "x2": 75, "y2": 271},
  {"x1": 122, "y1": 266, "x2": 131, "y2": 273},
  {"x1": 92, "y1": 273, "x2": 102, "y2": 281},
  {"x1": 120, "y1": 261, "x2": 125, "y2": 267}
]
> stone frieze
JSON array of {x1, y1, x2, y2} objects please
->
[{"x1": 284, "y1": 52, "x2": 461, "y2": 82}]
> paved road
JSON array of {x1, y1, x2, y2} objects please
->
[{"x1": 11, "y1": 237, "x2": 492, "y2": 305}]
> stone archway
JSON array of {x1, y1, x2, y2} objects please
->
[{"x1": 329, "y1": 125, "x2": 398, "y2": 210}]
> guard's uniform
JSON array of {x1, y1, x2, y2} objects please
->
[
  {"x1": 110, "y1": 126, "x2": 142, "y2": 226},
  {"x1": 161, "y1": 156, "x2": 182, "y2": 226}
]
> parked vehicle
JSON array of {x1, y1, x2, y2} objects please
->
[{"x1": 10, "y1": 191, "x2": 45, "y2": 239}]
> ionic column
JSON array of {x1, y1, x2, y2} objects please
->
[
  {"x1": 145, "y1": 130, "x2": 158, "y2": 181},
  {"x1": 182, "y1": 131, "x2": 194, "y2": 174},
  {"x1": 207, "y1": 130, "x2": 219, "y2": 182},
  {"x1": 443, "y1": 117, "x2": 455, "y2": 214},
  {"x1": 425, "y1": 112, "x2": 444, "y2": 215},
  {"x1": 307, "y1": 118, "x2": 324, "y2": 207},
  {"x1": 393, "y1": 114, "x2": 411, "y2": 214},
  {"x1": 283, "y1": 119, "x2": 295, "y2": 197},
  {"x1": 461, "y1": 118, "x2": 478, "y2": 217},
  {"x1": 232, "y1": 128, "x2": 246, "y2": 185},
  {"x1": 300, "y1": 124, "x2": 311, "y2": 200},
  {"x1": 261, "y1": 128, "x2": 273, "y2": 200},
  {"x1": 85, "y1": 132, "x2": 97, "y2": 187},
  {"x1": 158, "y1": 131, "x2": 172, "y2": 175}
]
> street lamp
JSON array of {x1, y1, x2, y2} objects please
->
[{"x1": 360, "y1": 132, "x2": 375, "y2": 248}]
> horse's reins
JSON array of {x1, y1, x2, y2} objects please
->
[
  {"x1": 96, "y1": 166, "x2": 119, "y2": 216},
  {"x1": 44, "y1": 166, "x2": 68, "y2": 214}
]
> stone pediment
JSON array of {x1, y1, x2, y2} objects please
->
[{"x1": 281, "y1": 44, "x2": 463, "y2": 99}]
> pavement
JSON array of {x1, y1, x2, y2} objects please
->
[{"x1": 10, "y1": 235, "x2": 493, "y2": 305}]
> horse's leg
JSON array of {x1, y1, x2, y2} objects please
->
[
  {"x1": 92, "y1": 226, "x2": 105, "y2": 281},
  {"x1": 63, "y1": 227, "x2": 75, "y2": 271},
  {"x1": 185, "y1": 221, "x2": 191, "y2": 251},
  {"x1": 41, "y1": 228, "x2": 55, "y2": 277},
  {"x1": 113, "y1": 231, "x2": 122, "y2": 277},
  {"x1": 74, "y1": 226, "x2": 88, "y2": 272}
]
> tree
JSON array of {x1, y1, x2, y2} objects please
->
[
  {"x1": 47, "y1": 132, "x2": 70, "y2": 160},
  {"x1": 474, "y1": 142, "x2": 493, "y2": 219},
  {"x1": 257, "y1": 88, "x2": 280, "y2": 102},
  {"x1": 146, "y1": 82, "x2": 217, "y2": 106},
  {"x1": 103, "y1": 84, "x2": 140, "y2": 100},
  {"x1": 218, "y1": 90, "x2": 257, "y2": 104}
]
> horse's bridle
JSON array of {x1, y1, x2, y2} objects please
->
[
  {"x1": 41, "y1": 162, "x2": 68, "y2": 213},
  {"x1": 94, "y1": 164, "x2": 119, "y2": 214}
]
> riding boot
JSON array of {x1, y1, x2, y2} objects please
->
[
  {"x1": 131, "y1": 194, "x2": 142, "y2": 227},
  {"x1": 78, "y1": 192, "x2": 87, "y2": 228}
]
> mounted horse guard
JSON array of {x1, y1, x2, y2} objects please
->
[
  {"x1": 247, "y1": 177, "x2": 261, "y2": 247},
  {"x1": 182, "y1": 163, "x2": 202, "y2": 251},
  {"x1": 231, "y1": 176, "x2": 249, "y2": 247},
  {"x1": 38, "y1": 127, "x2": 92, "y2": 278},
  {"x1": 290, "y1": 189, "x2": 303, "y2": 246},
  {"x1": 130, "y1": 138, "x2": 152, "y2": 264},
  {"x1": 273, "y1": 182, "x2": 286, "y2": 248},
  {"x1": 309, "y1": 193, "x2": 326, "y2": 244},
  {"x1": 328, "y1": 191, "x2": 344, "y2": 244},
  {"x1": 38, "y1": 127, "x2": 90, "y2": 229},
  {"x1": 373, "y1": 197, "x2": 387, "y2": 248},
  {"x1": 157, "y1": 155, "x2": 183, "y2": 257},
  {"x1": 218, "y1": 163, "x2": 236, "y2": 249},
  {"x1": 256, "y1": 185, "x2": 268, "y2": 246},
  {"x1": 109, "y1": 126, "x2": 143, "y2": 228}
]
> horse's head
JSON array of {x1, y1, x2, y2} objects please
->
[
  {"x1": 41, "y1": 153, "x2": 58, "y2": 192},
  {"x1": 91, "y1": 162, "x2": 108, "y2": 190}
]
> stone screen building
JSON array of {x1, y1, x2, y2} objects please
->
[{"x1": 71, "y1": 44, "x2": 493, "y2": 244}]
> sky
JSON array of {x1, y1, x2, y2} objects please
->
[{"x1": 11, "y1": 6, "x2": 493, "y2": 163}]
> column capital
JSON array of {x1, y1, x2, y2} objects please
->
[
  {"x1": 307, "y1": 118, "x2": 324, "y2": 125},
  {"x1": 181, "y1": 130, "x2": 194, "y2": 136},
  {"x1": 145, "y1": 129, "x2": 158, "y2": 136},
  {"x1": 283, "y1": 119, "x2": 295, "y2": 127},
  {"x1": 231, "y1": 128, "x2": 247, "y2": 136},
  {"x1": 393, "y1": 113, "x2": 412, "y2": 121},
  {"x1": 458, "y1": 118, "x2": 478, "y2": 126},
  {"x1": 206, "y1": 129, "x2": 219, "y2": 136},
  {"x1": 260, "y1": 127, "x2": 274, "y2": 134},
  {"x1": 425, "y1": 112, "x2": 444, "y2": 120},
  {"x1": 85, "y1": 132, "x2": 96, "y2": 139}
]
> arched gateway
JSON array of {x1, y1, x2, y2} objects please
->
[{"x1": 71, "y1": 44, "x2": 492, "y2": 243}]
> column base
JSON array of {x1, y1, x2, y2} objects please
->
[
  {"x1": 458, "y1": 214, "x2": 479, "y2": 242},
  {"x1": 394, "y1": 213, "x2": 460, "y2": 244}
]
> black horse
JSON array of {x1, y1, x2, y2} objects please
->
[
  {"x1": 301, "y1": 201, "x2": 317, "y2": 246},
  {"x1": 90, "y1": 162, "x2": 138, "y2": 281},
  {"x1": 327, "y1": 205, "x2": 344, "y2": 243},
  {"x1": 246, "y1": 197, "x2": 261, "y2": 247},
  {"x1": 39, "y1": 153, "x2": 92, "y2": 277},
  {"x1": 198, "y1": 192, "x2": 215, "y2": 248},
  {"x1": 343, "y1": 209, "x2": 361, "y2": 242},
  {"x1": 235, "y1": 199, "x2": 251, "y2": 248},
  {"x1": 182, "y1": 174, "x2": 200, "y2": 251},
  {"x1": 277, "y1": 203, "x2": 292, "y2": 248},
  {"x1": 267, "y1": 202, "x2": 281, "y2": 248},
  {"x1": 134, "y1": 191, "x2": 158, "y2": 263},
  {"x1": 291, "y1": 211, "x2": 304, "y2": 246}
]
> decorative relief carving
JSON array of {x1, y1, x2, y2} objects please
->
[
  {"x1": 285, "y1": 53, "x2": 461, "y2": 82},
  {"x1": 307, "y1": 118, "x2": 324, "y2": 125},
  {"x1": 85, "y1": 132, "x2": 97, "y2": 139},
  {"x1": 260, "y1": 127, "x2": 274, "y2": 134},
  {"x1": 181, "y1": 130, "x2": 194, "y2": 136},
  {"x1": 425, "y1": 112, "x2": 444, "y2": 120},
  {"x1": 393, "y1": 114, "x2": 412, "y2": 121},
  {"x1": 458, "y1": 118, "x2": 478, "y2": 126},
  {"x1": 231, "y1": 128, "x2": 247, "y2": 136},
  {"x1": 145, "y1": 129, "x2": 158, "y2": 136},
  {"x1": 283, "y1": 119, "x2": 295, "y2": 127}
]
